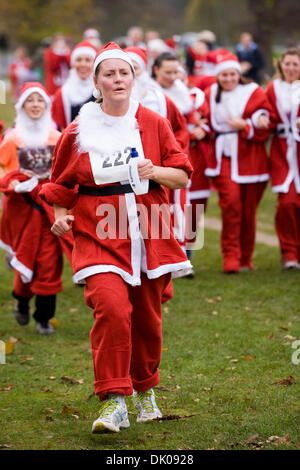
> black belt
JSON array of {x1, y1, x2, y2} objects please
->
[
  {"x1": 214, "y1": 131, "x2": 239, "y2": 137},
  {"x1": 78, "y1": 180, "x2": 160, "y2": 196},
  {"x1": 22, "y1": 194, "x2": 46, "y2": 214}
]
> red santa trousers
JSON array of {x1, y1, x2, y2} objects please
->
[
  {"x1": 213, "y1": 157, "x2": 266, "y2": 270},
  {"x1": 13, "y1": 218, "x2": 64, "y2": 298},
  {"x1": 275, "y1": 181, "x2": 300, "y2": 262},
  {"x1": 84, "y1": 271, "x2": 171, "y2": 400}
]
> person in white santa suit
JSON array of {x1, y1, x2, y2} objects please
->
[
  {"x1": 204, "y1": 53, "x2": 271, "y2": 273},
  {"x1": 0, "y1": 82, "x2": 73, "y2": 334},
  {"x1": 40, "y1": 43, "x2": 193, "y2": 433},
  {"x1": 265, "y1": 48, "x2": 300, "y2": 269},
  {"x1": 51, "y1": 41, "x2": 97, "y2": 131},
  {"x1": 149, "y1": 52, "x2": 196, "y2": 273},
  {"x1": 177, "y1": 66, "x2": 211, "y2": 263},
  {"x1": 125, "y1": 46, "x2": 193, "y2": 280}
]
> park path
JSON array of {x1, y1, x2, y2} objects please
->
[{"x1": 204, "y1": 216, "x2": 279, "y2": 247}]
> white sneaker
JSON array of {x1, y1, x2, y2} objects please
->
[
  {"x1": 284, "y1": 260, "x2": 299, "y2": 270},
  {"x1": 132, "y1": 388, "x2": 162, "y2": 423},
  {"x1": 172, "y1": 267, "x2": 195, "y2": 279},
  {"x1": 92, "y1": 394, "x2": 130, "y2": 433}
]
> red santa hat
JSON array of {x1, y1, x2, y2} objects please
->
[
  {"x1": 215, "y1": 53, "x2": 241, "y2": 75},
  {"x1": 93, "y1": 42, "x2": 134, "y2": 75},
  {"x1": 15, "y1": 82, "x2": 51, "y2": 111},
  {"x1": 124, "y1": 46, "x2": 147, "y2": 72},
  {"x1": 71, "y1": 40, "x2": 98, "y2": 66}
]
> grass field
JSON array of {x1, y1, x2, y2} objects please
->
[{"x1": 0, "y1": 97, "x2": 300, "y2": 451}]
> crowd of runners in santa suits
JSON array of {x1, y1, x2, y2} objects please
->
[{"x1": 0, "y1": 32, "x2": 300, "y2": 434}]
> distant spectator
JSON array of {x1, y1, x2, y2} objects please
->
[
  {"x1": 9, "y1": 47, "x2": 32, "y2": 101},
  {"x1": 127, "y1": 26, "x2": 146, "y2": 50},
  {"x1": 43, "y1": 35, "x2": 71, "y2": 97},
  {"x1": 186, "y1": 33, "x2": 217, "y2": 78},
  {"x1": 145, "y1": 30, "x2": 160, "y2": 44},
  {"x1": 236, "y1": 32, "x2": 265, "y2": 84},
  {"x1": 83, "y1": 28, "x2": 102, "y2": 49}
]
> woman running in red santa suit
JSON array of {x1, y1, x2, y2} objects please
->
[
  {"x1": 51, "y1": 41, "x2": 97, "y2": 131},
  {"x1": 204, "y1": 54, "x2": 270, "y2": 273},
  {"x1": 0, "y1": 83, "x2": 73, "y2": 334},
  {"x1": 40, "y1": 43, "x2": 193, "y2": 433},
  {"x1": 265, "y1": 49, "x2": 300, "y2": 269}
]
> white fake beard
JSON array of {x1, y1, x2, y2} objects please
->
[
  {"x1": 75, "y1": 100, "x2": 139, "y2": 156},
  {"x1": 15, "y1": 108, "x2": 52, "y2": 147},
  {"x1": 63, "y1": 68, "x2": 94, "y2": 105},
  {"x1": 163, "y1": 79, "x2": 193, "y2": 115},
  {"x1": 131, "y1": 72, "x2": 150, "y2": 102}
]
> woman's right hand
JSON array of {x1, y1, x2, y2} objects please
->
[
  {"x1": 8, "y1": 179, "x2": 21, "y2": 189},
  {"x1": 51, "y1": 215, "x2": 74, "y2": 236}
]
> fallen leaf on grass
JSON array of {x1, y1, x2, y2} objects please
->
[
  {"x1": 48, "y1": 376, "x2": 56, "y2": 380},
  {"x1": 243, "y1": 356, "x2": 256, "y2": 361},
  {"x1": 161, "y1": 347, "x2": 168, "y2": 351},
  {"x1": 0, "y1": 384, "x2": 14, "y2": 392},
  {"x1": 0, "y1": 444, "x2": 14, "y2": 448},
  {"x1": 272, "y1": 375, "x2": 295, "y2": 386},
  {"x1": 8, "y1": 337, "x2": 18, "y2": 343},
  {"x1": 167, "y1": 374, "x2": 175, "y2": 379},
  {"x1": 230, "y1": 359, "x2": 238, "y2": 363},
  {"x1": 203, "y1": 387, "x2": 213, "y2": 392},
  {"x1": 44, "y1": 408, "x2": 54, "y2": 414},
  {"x1": 61, "y1": 405, "x2": 79, "y2": 415},
  {"x1": 61, "y1": 376, "x2": 84, "y2": 385},
  {"x1": 212, "y1": 311, "x2": 218, "y2": 316},
  {"x1": 163, "y1": 307, "x2": 169, "y2": 314},
  {"x1": 42, "y1": 387, "x2": 53, "y2": 393},
  {"x1": 69, "y1": 308, "x2": 78, "y2": 313},
  {"x1": 155, "y1": 386, "x2": 173, "y2": 392},
  {"x1": 49, "y1": 318, "x2": 59, "y2": 326},
  {"x1": 284, "y1": 335, "x2": 296, "y2": 341},
  {"x1": 205, "y1": 298, "x2": 215, "y2": 304},
  {"x1": 246, "y1": 433, "x2": 260, "y2": 444},
  {"x1": 266, "y1": 434, "x2": 291, "y2": 446}
]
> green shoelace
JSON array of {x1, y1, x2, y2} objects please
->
[
  {"x1": 98, "y1": 397, "x2": 120, "y2": 418},
  {"x1": 135, "y1": 390, "x2": 155, "y2": 412}
]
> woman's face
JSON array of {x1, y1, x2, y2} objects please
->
[
  {"x1": 154, "y1": 59, "x2": 179, "y2": 89},
  {"x1": 217, "y1": 69, "x2": 240, "y2": 92},
  {"x1": 94, "y1": 58, "x2": 134, "y2": 106},
  {"x1": 74, "y1": 55, "x2": 94, "y2": 80},
  {"x1": 23, "y1": 92, "x2": 47, "y2": 120},
  {"x1": 281, "y1": 54, "x2": 300, "y2": 83},
  {"x1": 132, "y1": 60, "x2": 142, "y2": 77}
]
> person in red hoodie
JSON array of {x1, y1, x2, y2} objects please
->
[
  {"x1": 265, "y1": 48, "x2": 300, "y2": 269},
  {"x1": 204, "y1": 54, "x2": 270, "y2": 273}
]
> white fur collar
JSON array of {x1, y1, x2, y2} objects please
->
[
  {"x1": 75, "y1": 99, "x2": 139, "y2": 155},
  {"x1": 62, "y1": 68, "x2": 94, "y2": 105},
  {"x1": 151, "y1": 78, "x2": 193, "y2": 115}
]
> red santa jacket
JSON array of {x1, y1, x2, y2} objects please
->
[
  {"x1": 266, "y1": 79, "x2": 300, "y2": 193},
  {"x1": 40, "y1": 102, "x2": 193, "y2": 286},
  {"x1": 44, "y1": 48, "x2": 70, "y2": 96},
  {"x1": 204, "y1": 82, "x2": 270, "y2": 183},
  {"x1": 0, "y1": 172, "x2": 73, "y2": 285}
]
